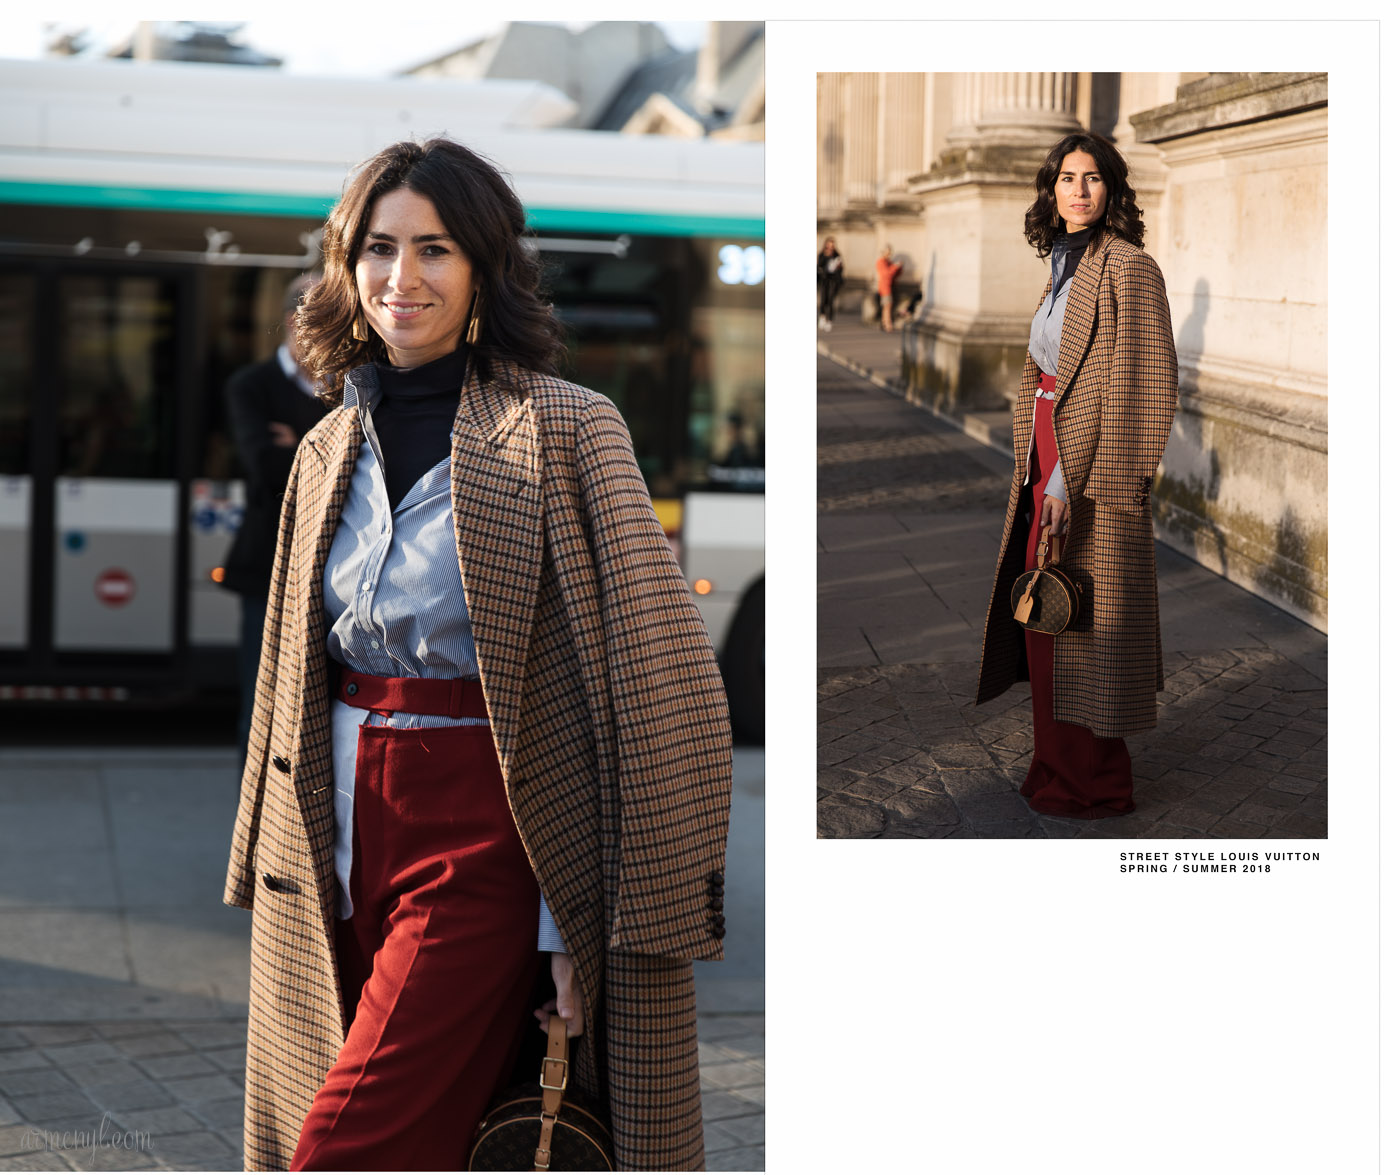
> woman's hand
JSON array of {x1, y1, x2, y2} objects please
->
[
  {"x1": 1041, "y1": 493, "x2": 1068, "y2": 536},
  {"x1": 535, "y1": 951, "x2": 583, "y2": 1037}
]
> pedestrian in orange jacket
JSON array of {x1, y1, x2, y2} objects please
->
[{"x1": 875, "y1": 245, "x2": 903, "y2": 332}]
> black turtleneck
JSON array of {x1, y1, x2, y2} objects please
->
[
  {"x1": 372, "y1": 346, "x2": 468, "y2": 508},
  {"x1": 1051, "y1": 223, "x2": 1099, "y2": 296}
]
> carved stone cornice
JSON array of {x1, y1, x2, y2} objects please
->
[{"x1": 1132, "y1": 72, "x2": 1327, "y2": 144}]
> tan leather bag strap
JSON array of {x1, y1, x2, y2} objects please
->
[{"x1": 535, "y1": 1014, "x2": 570, "y2": 1171}]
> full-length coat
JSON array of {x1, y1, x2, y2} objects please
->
[
  {"x1": 976, "y1": 232, "x2": 1178, "y2": 737},
  {"x1": 224, "y1": 359, "x2": 732, "y2": 1171}
]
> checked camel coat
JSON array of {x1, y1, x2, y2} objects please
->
[
  {"x1": 976, "y1": 231, "x2": 1178, "y2": 737},
  {"x1": 224, "y1": 359, "x2": 731, "y2": 1171}
]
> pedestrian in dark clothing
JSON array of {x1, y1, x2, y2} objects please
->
[
  {"x1": 817, "y1": 236, "x2": 843, "y2": 331},
  {"x1": 221, "y1": 274, "x2": 329, "y2": 755}
]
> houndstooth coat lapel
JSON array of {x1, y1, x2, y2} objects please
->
[
  {"x1": 1051, "y1": 232, "x2": 1109, "y2": 412},
  {"x1": 448, "y1": 363, "x2": 541, "y2": 778}
]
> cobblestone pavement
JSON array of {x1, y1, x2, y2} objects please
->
[
  {"x1": 1, "y1": 742, "x2": 765, "y2": 1172},
  {"x1": 817, "y1": 355, "x2": 1327, "y2": 840},
  {"x1": 697, "y1": 1014, "x2": 764, "y2": 1172},
  {"x1": 0, "y1": 1020, "x2": 246, "y2": 1171},
  {"x1": 0, "y1": 1014, "x2": 764, "y2": 1172},
  {"x1": 818, "y1": 357, "x2": 1008, "y2": 516},
  {"x1": 819, "y1": 652, "x2": 1326, "y2": 839}
]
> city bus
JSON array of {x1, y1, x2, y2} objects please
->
[{"x1": 0, "y1": 57, "x2": 765, "y2": 739}]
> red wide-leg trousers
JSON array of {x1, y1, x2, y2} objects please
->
[
  {"x1": 1020, "y1": 376, "x2": 1134, "y2": 818},
  {"x1": 291, "y1": 720, "x2": 541, "y2": 1171}
]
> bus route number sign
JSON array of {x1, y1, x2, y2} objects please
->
[{"x1": 717, "y1": 244, "x2": 765, "y2": 287}]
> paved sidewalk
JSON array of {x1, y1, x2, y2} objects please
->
[
  {"x1": 817, "y1": 353, "x2": 1327, "y2": 840},
  {"x1": 0, "y1": 745, "x2": 764, "y2": 1171}
]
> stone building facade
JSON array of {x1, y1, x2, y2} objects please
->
[{"x1": 816, "y1": 72, "x2": 1327, "y2": 630}]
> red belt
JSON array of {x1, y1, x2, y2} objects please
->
[
  {"x1": 336, "y1": 667, "x2": 488, "y2": 720},
  {"x1": 1038, "y1": 372, "x2": 1056, "y2": 395}
]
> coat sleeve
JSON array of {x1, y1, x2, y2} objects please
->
[
  {"x1": 224, "y1": 442, "x2": 305, "y2": 910},
  {"x1": 1083, "y1": 250, "x2": 1178, "y2": 516},
  {"x1": 575, "y1": 395, "x2": 731, "y2": 962}
]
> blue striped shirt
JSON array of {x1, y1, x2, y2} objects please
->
[
  {"x1": 323, "y1": 364, "x2": 564, "y2": 952},
  {"x1": 1024, "y1": 235, "x2": 1078, "y2": 504}
]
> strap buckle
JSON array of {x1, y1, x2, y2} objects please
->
[{"x1": 540, "y1": 1055, "x2": 569, "y2": 1092}]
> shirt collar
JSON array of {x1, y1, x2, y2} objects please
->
[
  {"x1": 1053, "y1": 223, "x2": 1100, "y2": 255},
  {"x1": 342, "y1": 364, "x2": 382, "y2": 413}
]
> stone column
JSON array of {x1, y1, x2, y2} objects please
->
[
  {"x1": 816, "y1": 73, "x2": 844, "y2": 222},
  {"x1": 878, "y1": 73, "x2": 926, "y2": 198},
  {"x1": 901, "y1": 72, "x2": 1085, "y2": 414},
  {"x1": 865, "y1": 74, "x2": 928, "y2": 318},
  {"x1": 842, "y1": 73, "x2": 879, "y2": 207},
  {"x1": 922, "y1": 73, "x2": 939, "y2": 179},
  {"x1": 940, "y1": 73, "x2": 981, "y2": 148},
  {"x1": 968, "y1": 72, "x2": 1081, "y2": 147}
]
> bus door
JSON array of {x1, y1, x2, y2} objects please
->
[{"x1": 2, "y1": 262, "x2": 193, "y2": 692}]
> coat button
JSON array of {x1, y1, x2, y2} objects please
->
[
  {"x1": 345, "y1": 682, "x2": 358, "y2": 696},
  {"x1": 272, "y1": 755, "x2": 291, "y2": 774},
  {"x1": 262, "y1": 873, "x2": 281, "y2": 892},
  {"x1": 710, "y1": 895, "x2": 724, "y2": 911}
]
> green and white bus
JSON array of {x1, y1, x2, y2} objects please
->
[{"x1": 0, "y1": 57, "x2": 765, "y2": 739}]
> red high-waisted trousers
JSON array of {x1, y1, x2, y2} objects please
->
[
  {"x1": 1020, "y1": 373, "x2": 1134, "y2": 818},
  {"x1": 291, "y1": 684, "x2": 540, "y2": 1170}
]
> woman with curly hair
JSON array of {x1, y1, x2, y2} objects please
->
[
  {"x1": 975, "y1": 130, "x2": 1178, "y2": 819},
  {"x1": 224, "y1": 137, "x2": 731, "y2": 1170}
]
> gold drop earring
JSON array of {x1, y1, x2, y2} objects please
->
[{"x1": 465, "y1": 291, "x2": 482, "y2": 345}]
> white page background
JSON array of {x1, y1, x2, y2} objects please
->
[{"x1": 765, "y1": 18, "x2": 1379, "y2": 1174}]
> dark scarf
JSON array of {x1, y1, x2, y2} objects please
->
[{"x1": 372, "y1": 346, "x2": 469, "y2": 508}]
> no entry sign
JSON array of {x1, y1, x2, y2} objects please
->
[{"x1": 95, "y1": 568, "x2": 136, "y2": 607}]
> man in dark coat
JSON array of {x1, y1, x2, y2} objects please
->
[{"x1": 222, "y1": 274, "x2": 328, "y2": 754}]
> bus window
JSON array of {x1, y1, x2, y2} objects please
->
[
  {"x1": 689, "y1": 239, "x2": 764, "y2": 492},
  {"x1": 689, "y1": 304, "x2": 764, "y2": 489},
  {"x1": 58, "y1": 275, "x2": 179, "y2": 479},
  {"x1": 200, "y1": 264, "x2": 302, "y2": 482},
  {"x1": 0, "y1": 272, "x2": 34, "y2": 649},
  {"x1": 0, "y1": 272, "x2": 34, "y2": 475}
]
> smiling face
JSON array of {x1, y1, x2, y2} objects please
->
[
  {"x1": 1055, "y1": 149, "x2": 1108, "y2": 233},
  {"x1": 355, "y1": 187, "x2": 475, "y2": 368}
]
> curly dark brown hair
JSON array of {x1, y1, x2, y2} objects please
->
[
  {"x1": 1023, "y1": 131, "x2": 1145, "y2": 259},
  {"x1": 298, "y1": 137, "x2": 564, "y2": 402}
]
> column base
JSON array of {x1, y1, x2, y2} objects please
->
[{"x1": 901, "y1": 309, "x2": 1028, "y2": 415}]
